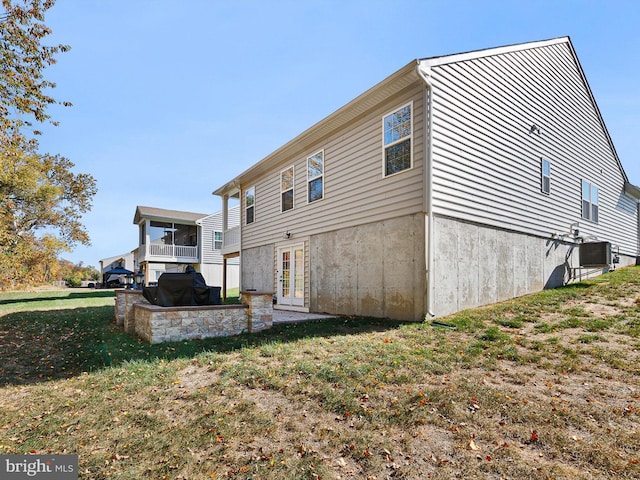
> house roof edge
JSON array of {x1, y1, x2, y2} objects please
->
[
  {"x1": 133, "y1": 206, "x2": 209, "y2": 225},
  {"x1": 212, "y1": 60, "x2": 419, "y2": 196},
  {"x1": 419, "y1": 36, "x2": 569, "y2": 68}
]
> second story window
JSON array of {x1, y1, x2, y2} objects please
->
[
  {"x1": 149, "y1": 221, "x2": 173, "y2": 245},
  {"x1": 281, "y1": 166, "x2": 294, "y2": 212},
  {"x1": 582, "y1": 179, "x2": 599, "y2": 223},
  {"x1": 307, "y1": 150, "x2": 324, "y2": 203},
  {"x1": 149, "y1": 222, "x2": 196, "y2": 246},
  {"x1": 383, "y1": 102, "x2": 412, "y2": 176},
  {"x1": 541, "y1": 158, "x2": 551, "y2": 194},
  {"x1": 245, "y1": 187, "x2": 255, "y2": 224}
]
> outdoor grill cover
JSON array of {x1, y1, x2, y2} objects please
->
[{"x1": 143, "y1": 272, "x2": 221, "y2": 307}]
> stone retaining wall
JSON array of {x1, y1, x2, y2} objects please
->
[
  {"x1": 115, "y1": 290, "x2": 149, "y2": 332},
  {"x1": 115, "y1": 290, "x2": 274, "y2": 344},
  {"x1": 134, "y1": 304, "x2": 249, "y2": 343},
  {"x1": 242, "y1": 290, "x2": 274, "y2": 333}
]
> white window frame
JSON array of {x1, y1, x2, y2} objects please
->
[
  {"x1": 277, "y1": 243, "x2": 305, "y2": 307},
  {"x1": 245, "y1": 186, "x2": 255, "y2": 225},
  {"x1": 581, "y1": 179, "x2": 599, "y2": 223},
  {"x1": 382, "y1": 101, "x2": 413, "y2": 177},
  {"x1": 213, "y1": 230, "x2": 222, "y2": 250},
  {"x1": 281, "y1": 166, "x2": 294, "y2": 212},
  {"x1": 541, "y1": 158, "x2": 551, "y2": 194},
  {"x1": 307, "y1": 150, "x2": 324, "y2": 203}
]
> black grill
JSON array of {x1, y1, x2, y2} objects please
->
[{"x1": 143, "y1": 271, "x2": 221, "y2": 306}]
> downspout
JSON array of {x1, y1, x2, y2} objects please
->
[
  {"x1": 416, "y1": 63, "x2": 435, "y2": 318},
  {"x1": 637, "y1": 202, "x2": 640, "y2": 265}
]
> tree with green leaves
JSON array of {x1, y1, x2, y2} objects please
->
[{"x1": 0, "y1": 0, "x2": 97, "y2": 289}]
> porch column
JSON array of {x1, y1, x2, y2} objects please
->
[
  {"x1": 222, "y1": 257, "x2": 228, "y2": 301},
  {"x1": 222, "y1": 194, "x2": 229, "y2": 231}
]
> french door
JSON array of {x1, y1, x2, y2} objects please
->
[{"x1": 277, "y1": 244, "x2": 304, "y2": 307}]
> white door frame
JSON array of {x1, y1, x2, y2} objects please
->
[{"x1": 277, "y1": 243, "x2": 305, "y2": 308}]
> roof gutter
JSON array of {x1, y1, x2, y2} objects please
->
[
  {"x1": 416, "y1": 62, "x2": 435, "y2": 318},
  {"x1": 624, "y1": 181, "x2": 640, "y2": 201}
]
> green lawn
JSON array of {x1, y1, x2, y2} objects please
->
[{"x1": 1, "y1": 269, "x2": 640, "y2": 479}]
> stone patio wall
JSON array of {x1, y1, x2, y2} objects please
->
[
  {"x1": 115, "y1": 290, "x2": 149, "y2": 331},
  {"x1": 116, "y1": 290, "x2": 274, "y2": 344}
]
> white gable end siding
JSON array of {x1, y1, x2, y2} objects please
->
[
  {"x1": 199, "y1": 208, "x2": 240, "y2": 289},
  {"x1": 200, "y1": 207, "x2": 240, "y2": 265},
  {"x1": 427, "y1": 41, "x2": 637, "y2": 256}
]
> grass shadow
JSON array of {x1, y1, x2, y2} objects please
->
[
  {"x1": 0, "y1": 304, "x2": 404, "y2": 387},
  {"x1": 0, "y1": 289, "x2": 116, "y2": 306}
]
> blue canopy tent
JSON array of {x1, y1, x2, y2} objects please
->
[{"x1": 102, "y1": 267, "x2": 133, "y2": 288}]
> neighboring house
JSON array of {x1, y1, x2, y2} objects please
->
[
  {"x1": 132, "y1": 205, "x2": 240, "y2": 289},
  {"x1": 99, "y1": 252, "x2": 135, "y2": 286},
  {"x1": 213, "y1": 37, "x2": 640, "y2": 321}
]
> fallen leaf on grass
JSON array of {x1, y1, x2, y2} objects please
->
[{"x1": 110, "y1": 453, "x2": 130, "y2": 461}]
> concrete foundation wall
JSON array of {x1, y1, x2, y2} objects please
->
[
  {"x1": 236, "y1": 213, "x2": 635, "y2": 322},
  {"x1": 432, "y1": 215, "x2": 636, "y2": 317},
  {"x1": 309, "y1": 214, "x2": 426, "y2": 321},
  {"x1": 241, "y1": 245, "x2": 275, "y2": 292}
]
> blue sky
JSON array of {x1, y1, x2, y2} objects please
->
[{"x1": 32, "y1": 0, "x2": 640, "y2": 269}]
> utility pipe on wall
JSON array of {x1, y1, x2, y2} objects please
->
[
  {"x1": 637, "y1": 202, "x2": 640, "y2": 265},
  {"x1": 416, "y1": 62, "x2": 435, "y2": 318}
]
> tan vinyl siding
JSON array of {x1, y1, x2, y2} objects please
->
[
  {"x1": 240, "y1": 84, "x2": 425, "y2": 251},
  {"x1": 429, "y1": 42, "x2": 638, "y2": 255}
]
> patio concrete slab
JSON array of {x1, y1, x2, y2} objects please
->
[{"x1": 273, "y1": 309, "x2": 337, "y2": 324}]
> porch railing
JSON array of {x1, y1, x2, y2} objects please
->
[
  {"x1": 222, "y1": 226, "x2": 240, "y2": 255},
  {"x1": 145, "y1": 243, "x2": 198, "y2": 259}
]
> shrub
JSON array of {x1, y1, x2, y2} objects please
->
[{"x1": 64, "y1": 275, "x2": 82, "y2": 288}]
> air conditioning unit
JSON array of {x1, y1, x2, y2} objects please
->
[{"x1": 579, "y1": 241, "x2": 611, "y2": 267}]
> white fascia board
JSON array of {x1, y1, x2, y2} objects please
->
[{"x1": 419, "y1": 36, "x2": 569, "y2": 69}]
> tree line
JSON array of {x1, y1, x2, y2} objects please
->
[{"x1": 1, "y1": 0, "x2": 97, "y2": 290}]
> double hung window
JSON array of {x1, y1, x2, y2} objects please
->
[
  {"x1": 307, "y1": 150, "x2": 324, "y2": 203},
  {"x1": 541, "y1": 159, "x2": 551, "y2": 194},
  {"x1": 213, "y1": 231, "x2": 222, "y2": 250},
  {"x1": 581, "y1": 179, "x2": 599, "y2": 223},
  {"x1": 245, "y1": 187, "x2": 255, "y2": 224},
  {"x1": 383, "y1": 102, "x2": 412, "y2": 176},
  {"x1": 281, "y1": 166, "x2": 294, "y2": 212}
]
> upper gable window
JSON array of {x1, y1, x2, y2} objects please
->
[
  {"x1": 541, "y1": 158, "x2": 551, "y2": 194},
  {"x1": 245, "y1": 187, "x2": 255, "y2": 224},
  {"x1": 383, "y1": 102, "x2": 413, "y2": 177},
  {"x1": 307, "y1": 150, "x2": 324, "y2": 203},
  {"x1": 582, "y1": 179, "x2": 599, "y2": 223},
  {"x1": 281, "y1": 166, "x2": 294, "y2": 212}
]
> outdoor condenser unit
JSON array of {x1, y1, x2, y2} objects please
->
[{"x1": 579, "y1": 241, "x2": 612, "y2": 267}]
